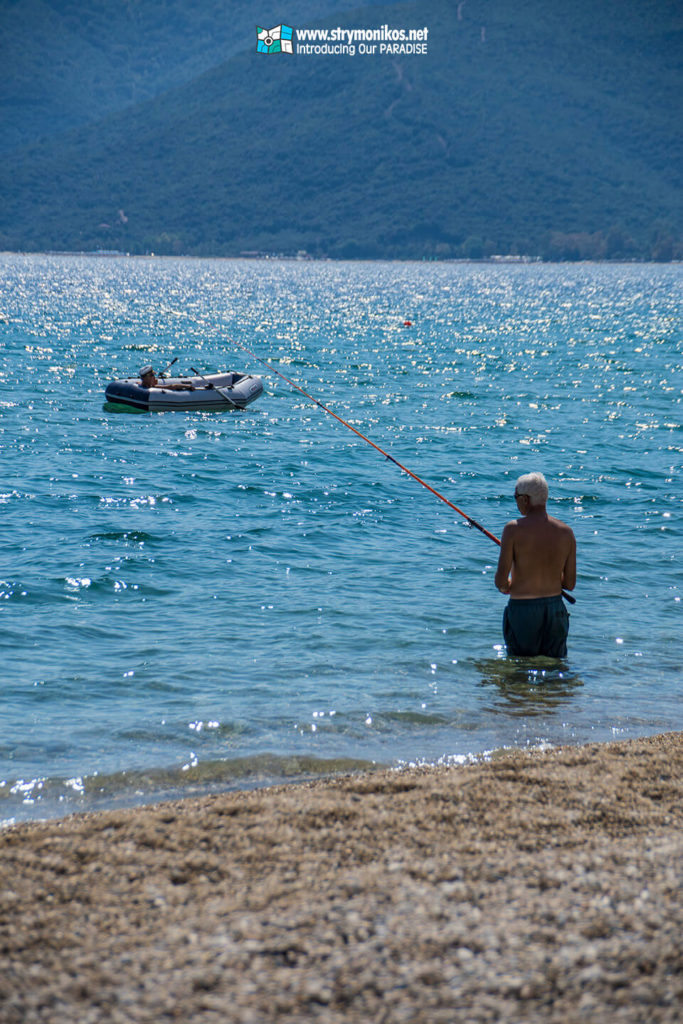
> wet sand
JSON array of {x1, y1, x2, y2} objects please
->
[{"x1": 1, "y1": 732, "x2": 681, "y2": 1023}]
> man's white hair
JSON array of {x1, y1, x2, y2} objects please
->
[{"x1": 516, "y1": 471, "x2": 548, "y2": 506}]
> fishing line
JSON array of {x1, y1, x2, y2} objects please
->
[{"x1": 230, "y1": 337, "x2": 576, "y2": 604}]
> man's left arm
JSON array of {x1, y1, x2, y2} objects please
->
[{"x1": 561, "y1": 530, "x2": 577, "y2": 590}]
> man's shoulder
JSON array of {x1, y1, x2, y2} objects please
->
[
  {"x1": 502, "y1": 517, "x2": 523, "y2": 534},
  {"x1": 548, "y1": 514, "x2": 575, "y2": 534}
]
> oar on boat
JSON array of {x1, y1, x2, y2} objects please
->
[
  {"x1": 158, "y1": 357, "x2": 178, "y2": 379},
  {"x1": 190, "y1": 367, "x2": 237, "y2": 407}
]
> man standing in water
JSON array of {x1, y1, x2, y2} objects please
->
[{"x1": 494, "y1": 472, "x2": 576, "y2": 657}]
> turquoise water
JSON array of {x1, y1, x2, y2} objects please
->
[{"x1": 1, "y1": 254, "x2": 681, "y2": 824}]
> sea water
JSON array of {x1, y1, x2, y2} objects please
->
[{"x1": 1, "y1": 254, "x2": 681, "y2": 824}]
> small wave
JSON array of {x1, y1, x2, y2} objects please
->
[
  {"x1": 0, "y1": 580, "x2": 30, "y2": 602},
  {"x1": 60, "y1": 575, "x2": 172, "y2": 598},
  {"x1": 89, "y1": 530, "x2": 160, "y2": 544},
  {"x1": 0, "y1": 752, "x2": 380, "y2": 826},
  {"x1": 383, "y1": 710, "x2": 451, "y2": 727}
]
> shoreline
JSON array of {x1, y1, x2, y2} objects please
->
[
  {"x1": 3, "y1": 250, "x2": 683, "y2": 264},
  {"x1": 1, "y1": 731, "x2": 681, "y2": 1022}
]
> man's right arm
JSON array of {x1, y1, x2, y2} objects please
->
[{"x1": 494, "y1": 523, "x2": 515, "y2": 594}]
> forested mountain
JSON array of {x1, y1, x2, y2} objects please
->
[
  {"x1": 1, "y1": 0, "x2": 681, "y2": 259},
  {"x1": 0, "y1": 0, "x2": 393, "y2": 150}
]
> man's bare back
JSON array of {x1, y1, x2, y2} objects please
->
[
  {"x1": 494, "y1": 475, "x2": 576, "y2": 599},
  {"x1": 495, "y1": 508, "x2": 576, "y2": 598}
]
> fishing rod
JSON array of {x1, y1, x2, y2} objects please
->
[{"x1": 229, "y1": 337, "x2": 576, "y2": 604}]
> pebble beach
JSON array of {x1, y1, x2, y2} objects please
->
[{"x1": 1, "y1": 731, "x2": 681, "y2": 1023}]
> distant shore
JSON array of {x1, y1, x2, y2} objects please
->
[{"x1": 2, "y1": 731, "x2": 681, "y2": 1023}]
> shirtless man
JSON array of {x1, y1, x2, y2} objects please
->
[
  {"x1": 140, "y1": 365, "x2": 194, "y2": 391},
  {"x1": 494, "y1": 472, "x2": 576, "y2": 657}
]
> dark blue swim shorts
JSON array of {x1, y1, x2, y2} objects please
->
[{"x1": 503, "y1": 595, "x2": 569, "y2": 658}]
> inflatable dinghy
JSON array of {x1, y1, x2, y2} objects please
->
[{"x1": 105, "y1": 371, "x2": 263, "y2": 412}]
